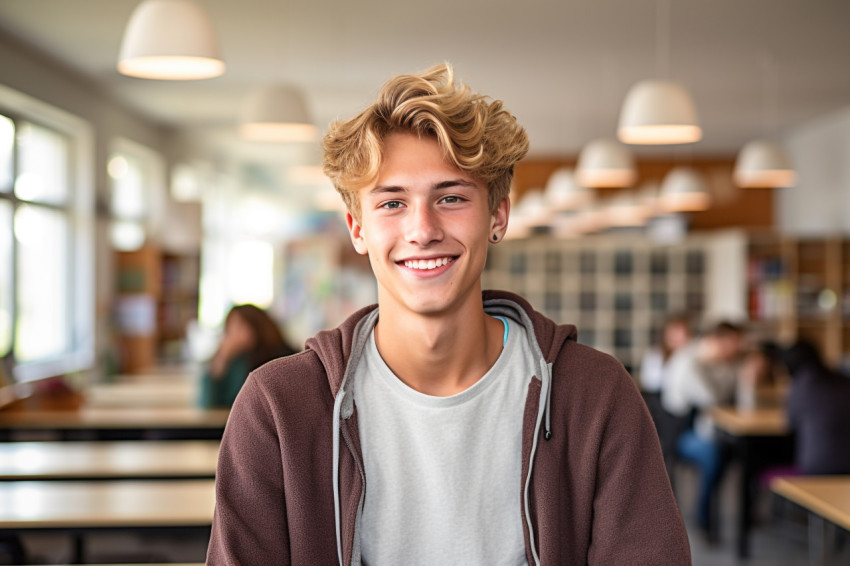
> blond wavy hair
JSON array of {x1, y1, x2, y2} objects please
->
[{"x1": 322, "y1": 63, "x2": 529, "y2": 220}]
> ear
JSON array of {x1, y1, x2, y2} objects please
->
[
  {"x1": 489, "y1": 196, "x2": 510, "y2": 241},
  {"x1": 346, "y1": 211, "x2": 369, "y2": 255}
]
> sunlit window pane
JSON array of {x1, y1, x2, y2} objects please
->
[
  {"x1": 172, "y1": 164, "x2": 202, "y2": 202},
  {"x1": 0, "y1": 201, "x2": 11, "y2": 356},
  {"x1": 14, "y1": 205, "x2": 69, "y2": 362},
  {"x1": 15, "y1": 122, "x2": 69, "y2": 205},
  {"x1": 227, "y1": 241, "x2": 274, "y2": 307},
  {"x1": 0, "y1": 115, "x2": 13, "y2": 192},
  {"x1": 109, "y1": 153, "x2": 146, "y2": 219},
  {"x1": 110, "y1": 219, "x2": 146, "y2": 251}
]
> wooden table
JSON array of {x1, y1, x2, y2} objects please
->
[
  {"x1": 711, "y1": 406, "x2": 793, "y2": 558},
  {"x1": 771, "y1": 476, "x2": 850, "y2": 566},
  {"x1": 0, "y1": 479, "x2": 215, "y2": 529},
  {"x1": 710, "y1": 405, "x2": 789, "y2": 436},
  {"x1": 0, "y1": 440, "x2": 219, "y2": 481},
  {"x1": 85, "y1": 380, "x2": 197, "y2": 409},
  {"x1": 0, "y1": 479, "x2": 215, "y2": 563},
  {"x1": 0, "y1": 407, "x2": 229, "y2": 441}
]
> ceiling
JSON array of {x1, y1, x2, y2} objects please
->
[{"x1": 1, "y1": 0, "x2": 849, "y2": 163}]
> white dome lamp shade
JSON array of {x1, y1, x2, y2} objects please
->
[
  {"x1": 514, "y1": 189, "x2": 551, "y2": 229},
  {"x1": 544, "y1": 167, "x2": 592, "y2": 211},
  {"x1": 118, "y1": 0, "x2": 225, "y2": 80},
  {"x1": 659, "y1": 167, "x2": 711, "y2": 212},
  {"x1": 240, "y1": 85, "x2": 318, "y2": 143},
  {"x1": 618, "y1": 80, "x2": 702, "y2": 145},
  {"x1": 637, "y1": 180, "x2": 663, "y2": 218},
  {"x1": 575, "y1": 139, "x2": 637, "y2": 188},
  {"x1": 605, "y1": 191, "x2": 651, "y2": 228},
  {"x1": 733, "y1": 139, "x2": 796, "y2": 188}
]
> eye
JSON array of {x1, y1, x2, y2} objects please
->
[
  {"x1": 380, "y1": 200, "x2": 404, "y2": 210},
  {"x1": 440, "y1": 195, "x2": 464, "y2": 204}
]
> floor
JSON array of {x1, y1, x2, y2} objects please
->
[
  {"x1": 676, "y1": 462, "x2": 847, "y2": 566},
  {"x1": 6, "y1": 464, "x2": 847, "y2": 565}
]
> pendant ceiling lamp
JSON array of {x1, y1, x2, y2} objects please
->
[
  {"x1": 576, "y1": 139, "x2": 637, "y2": 188},
  {"x1": 636, "y1": 180, "x2": 663, "y2": 218},
  {"x1": 513, "y1": 189, "x2": 551, "y2": 229},
  {"x1": 118, "y1": 0, "x2": 225, "y2": 80},
  {"x1": 618, "y1": 80, "x2": 701, "y2": 144},
  {"x1": 617, "y1": 0, "x2": 701, "y2": 145},
  {"x1": 544, "y1": 167, "x2": 592, "y2": 211},
  {"x1": 605, "y1": 191, "x2": 651, "y2": 228},
  {"x1": 733, "y1": 56, "x2": 796, "y2": 188},
  {"x1": 734, "y1": 139, "x2": 796, "y2": 188},
  {"x1": 659, "y1": 167, "x2": 711, "y2": 212},
  {"x1": 240, "y1": 85, "x2": 318, "y2": 143}
]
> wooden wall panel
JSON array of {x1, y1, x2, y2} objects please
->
[{"x1": 513, "y1": 156, "x2": 775, "y2": 231}]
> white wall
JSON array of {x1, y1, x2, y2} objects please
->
[
  {"x1": 780, "y1": 105, "x2": 850, "y2": 235},
  {"x1": 705, "y1": 229, "x2": 748, "y2": 324}
]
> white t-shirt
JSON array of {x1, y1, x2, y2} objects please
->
[
  {"x1": 662, "y1": 341, "x2": 739, "y2": 439},
  {"x1": 354, "y1": 317, "x2": 532, "y2": 565}
]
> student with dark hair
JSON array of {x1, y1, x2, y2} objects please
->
[
  {"x1": 207, "y1": 63, "x2": 690, "y2": 565},
  {"x1": 782, "y1": 339, "x2": 850, "y2": 474},
  {"x1": 199, "y1": 304, "x2": 297, "y2": 408}
]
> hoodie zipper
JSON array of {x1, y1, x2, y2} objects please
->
[
  {"x1": 523, "y1": 360, "x2": 552, "y2": 566},
  {"x1": 339, "y1": 417, "x2": 366, "y2": 566}
]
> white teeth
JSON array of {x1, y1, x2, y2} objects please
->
[{"x1": 404, "y1": 257, "x2": 451, "y2": 270}]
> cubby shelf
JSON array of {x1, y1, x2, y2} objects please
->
[{"x1": 482, "y1": 233, "x2": 742, "y2": 377}]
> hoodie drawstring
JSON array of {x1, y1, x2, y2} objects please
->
[
  {"x1": 544, "y1": 363, "x2": 553, "y2": 441},
  {"x1": 332, "y1": 387, "x2": 346, "y2": 566}
]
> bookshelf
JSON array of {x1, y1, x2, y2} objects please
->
[
  {"x1": 158, "y1": 252, "x2": 200, "y2": 364},
  {"x1": 114, "y1": 246, "x2": 200, "y2": 372},
  {"x1": 747, "y1": 234, "x2": 848, "y2": 367}
]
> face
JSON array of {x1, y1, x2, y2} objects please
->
[
  {"x1": 346, "y1": 132, "x2": 508, "y2": 319},
  {"x1": 714, "y1": 332, "x2": 743, "y2": 362},
  {"x1": 664, "y1": 322, "x2": 691, "y2": 351},
  {"x1": 225, "y1": 312, "x2": 256, "y2": 351}
]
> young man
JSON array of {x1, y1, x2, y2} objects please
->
[{"x1": 207, "y1": 64, "x2": 691, "y2": 565}]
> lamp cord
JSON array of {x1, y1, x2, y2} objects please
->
[{"x1": 655, "y1": 0, "x2": 671, "y2": 79}]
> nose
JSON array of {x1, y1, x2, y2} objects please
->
[{"x1": 404, "y1": 203, "x2": 443, "y2": 246}]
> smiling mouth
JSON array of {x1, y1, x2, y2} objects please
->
[{"x1": 401, "y1": 256, "x2": 456, "y2": 270}]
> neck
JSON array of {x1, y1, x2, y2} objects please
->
[{"x1": 374, "y1": 300, "x2": 504, "y2": 397}]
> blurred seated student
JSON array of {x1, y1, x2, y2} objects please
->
[
  {"x1": 780, "y1": 339, "x2": 850, "y2": 475},
  {"x1": 199, "y1": 305, "x2": 297, "y2": 408},
  {"x1": 640, "y1": 313, "x2": 693, "y2": 394},
  {"x1": 639, "y1": 313, "x2": 694, "y2": 466},
  {"x1": 661, "y1": 321, "x2": 746, "y2": 536},
  {"x1": 735, "y1": 340, "x2": 784, "y2": 410}
]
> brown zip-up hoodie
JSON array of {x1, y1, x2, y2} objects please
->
[{"x1": 207, "y1": 290, "x2": 691, "y2": 565}]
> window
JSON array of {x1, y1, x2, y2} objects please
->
[
  {"x1": 108, "y1": 138, "x2": 164, "y2": 252},
  {"x1": 0, "y1": 84, "x2": 94, "y2": 382}
]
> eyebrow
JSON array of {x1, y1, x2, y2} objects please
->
[{"x1": 369, "y1": 178, "x2": 478, "y2": 195}]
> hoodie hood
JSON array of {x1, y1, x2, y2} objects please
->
[{"x1": 305, "y1": 289, "x2": 578, "y2": 401}]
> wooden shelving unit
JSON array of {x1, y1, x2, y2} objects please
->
[
  {"x1": 158, "y1": 252, "x2": 200, "y2": 364},
  {"x1": 114, "y1": 246, "x2": 200, "y2": 372},
  {"x1": 747, "y1": 233, "x2": 848, "y2": 367}
]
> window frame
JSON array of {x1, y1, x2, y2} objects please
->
[{"x1": 0, "y1": 83, "x2": 94, "y2": 383}]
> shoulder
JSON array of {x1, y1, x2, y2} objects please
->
[
  {"x1": 234, "y1": 349, "x2": 333, "y2": 421},
  {"x1": 551, "y1": 341, "x2": 640, "y2": 412},
  {"x1": 553, "y1": 340, "x2": 630, "y2": 384}
]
